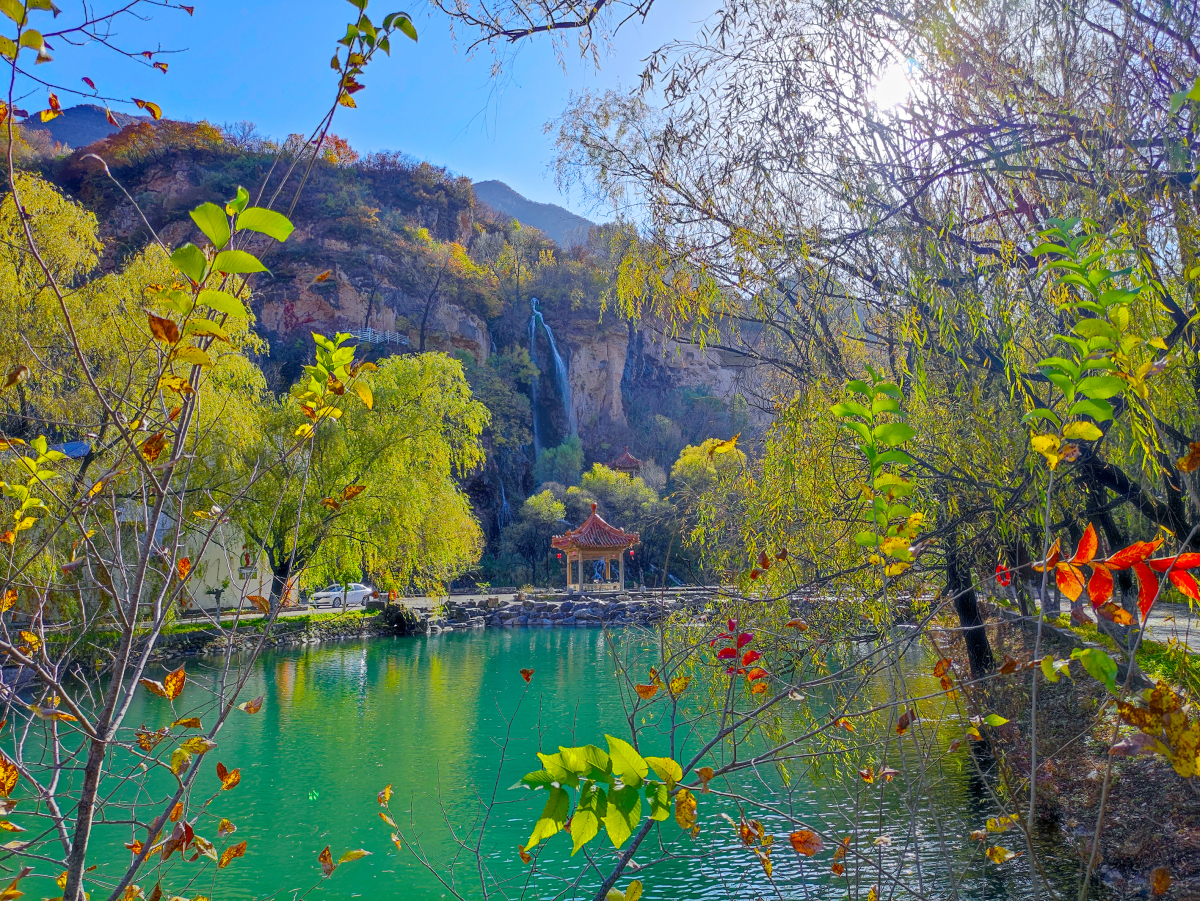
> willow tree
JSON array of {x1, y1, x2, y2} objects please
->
[{"x1": 230, "y1": 351, "x2": 490, "y2": 600}]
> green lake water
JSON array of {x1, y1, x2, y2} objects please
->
[{"x1": 32, "y1": 628, "x2": 1094, "y2": 901}]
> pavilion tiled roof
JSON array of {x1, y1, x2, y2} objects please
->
[
  {"x1": 610, "y1": 446, "x2": 642, "y2": 472},
  {"x1": 552, "y1": 503, "x2": 639, "y2": 551}
]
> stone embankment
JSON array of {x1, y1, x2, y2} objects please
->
[
  {"x1": 427, "y1": 593, "x2": 684, "y2": 633},
  {"x1": 144, "y1": 591, "x2": 696, "y2": 661}
]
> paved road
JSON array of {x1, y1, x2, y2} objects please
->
[{"x1": 1142, "y1": 601, "x2": 1200, "y2": 652}]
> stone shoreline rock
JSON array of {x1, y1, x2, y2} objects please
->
[
  {"x1": 144, "y1": 592, "x2": 687, "y2": 660},
  {"x1": 426, "y1": 593, "x2": 683, "y2": 634}
]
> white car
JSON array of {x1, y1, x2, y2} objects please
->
[{"x1": 310, "y1": 582, "x2": 376, "y2": 608}]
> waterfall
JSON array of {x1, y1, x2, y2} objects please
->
[
  {"x1": 528, "y1": 297, "x2": 576, "y2": 456},
  {"x1": 497, "y1": 478, "x2": 513, "y2": 530}
]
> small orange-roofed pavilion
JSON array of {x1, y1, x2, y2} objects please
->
[
  {"x1": 552, "y1": 503, "x2": 639, "y2": 591},
  {"x1": 609, "y1": 446, "x2": 642, "y2": 475}
]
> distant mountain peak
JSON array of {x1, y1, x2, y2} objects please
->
[
  {"x1": 472, "y1": 180, "x2": 595, "y2": 249},
  {"x1": 21, "y1": 104, "x2": 145, "y2": 151}
]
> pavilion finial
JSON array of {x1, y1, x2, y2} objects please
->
[{"x1": 591, "y1": 502, "x2": 597, "y2": 512}]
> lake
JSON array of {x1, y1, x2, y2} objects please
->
[{"x1": 37, "y1": 628, "x2": 1095, "y2": 900}]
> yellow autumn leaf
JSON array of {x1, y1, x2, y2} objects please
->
[
  {"x1": 1030, "y1": 434, "x2": 1061, "y2": 469},
  {"x1": 986, "y1": 846, "x2": 1017, "y2": 864},
  {"x1": 1062, "y1": 421, "x2": 1103, "y2": 442}
]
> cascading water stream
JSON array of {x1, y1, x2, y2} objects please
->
[
  {"x1": 497, "y1": 478, "x2": 513, "y2": 530},
  {"x1": 527, "y1": 297, "x2": 576, "y2": 456}
]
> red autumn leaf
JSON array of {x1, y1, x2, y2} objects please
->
[
  {"x1": 153, "y1": 62, "x2": 168, "y2": 73},
  {"x1": 776, "y1": 548, "x2": 789, "y2": 561},
  {"x1": 717, "y1": 647, "x2": 737, "y2": 660},
  {"x1": 181, "y1": 4, "x2": 194, "y2": 12},
  {"x1": 1103, "y1": 537, "x2": 1164, "y2": 570},
  {"x1": 82, "y1": 77, "x2": 95, "y2": 89},
  {"x1": 1097, "y1": 602, "x2": 1133, "y2": 625},
  {"x1": 1147, "y1": 553, "x2": 1200, "y2": 573},
  {"x1": 1055, "y1": 563, "x2": 1086, "y2": 602},
  {"x1": 750, "y1": 568, "x2": 761, "y2": 579},
  {"x1": 1070, "y1": 524, "x2": 1099, "y2": 564},
  {"x1": 177, "y1": 557, "x2": 191, "y2": 580},
  {"x1": 1034, "y1": 538, "x2": 1061, "y2": 572},
  {"x1": 736, "y1": 632, "x2": 754, "y2": 648},
  {"x1": 789, "y1": 830, "x2": 823, "y2": 856},
  {"x1": 1168, "y1": 570, "x2": 1200, "y2": 603},
  {"x1": 1088, "y1": 565, "x2": 1114, "y2": 608},
  {"x1": 727, "y1": 618, "x2": 737, "y2": 632},
  {"x1": 1134, "y1": 562, "x2": 1159, "y2": 618},
  {"x1": 519, "y1": 668, "x2": 533, "y2": 683},
  {"x1": 105, "y1": 107, "x2": 118, "y2": 126},
  {"x1": 745, "y1": 667, "x2": 768, "y2": 681},
  {"x1": 741, "y1": 649, "x2": 762, "y2": 666},
  {"x1": 758, "y1": 551, "x2": 771, "y2": 570}
]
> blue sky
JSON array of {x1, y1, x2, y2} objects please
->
[{"x1": 29, "y1": 0, "x2": 716, "y2": 217}]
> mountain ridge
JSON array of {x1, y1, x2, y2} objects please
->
[{"x1": 472, "y1": 179, "x2": 595, "y2": 249}]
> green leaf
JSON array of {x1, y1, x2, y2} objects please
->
[
  {"x1": 1071, "y1": 648, "x2": 1117, "y2": 693},
  {"x1": 646, "y1": 780, "x2": 670, "y2": 821},
  {"x1": 872, "y1": 422, "x2": 916, "y2": 447},
  {"x1": 236, "y1": 206, "x2": 295, "y2": 242},
  {"x1": 854, "y1": 531, "x2": 878, "y2": 548},
  {"x1": 1023, "y1": 408, "x2": 1062, "y2": 429},
  {"x1": 1062, "y1": 421, "x2": 1102, "y2": 442},
  {"x1": 226, "y1": 186, "x2": 250, "y2": 216},
  {"x1": 537, "y1": 751, "x2": 579, "y2": 786},
  {"x1": 1073, "y1": 318, "x2": 1117, "y2": 342},
  {"x1": 846, "y1": 379, "x2": 871, "y2": 397},
  {"x1": 170, "y1": 243, "x2": 207, "y2": 283},
  {"x1": 513, "y1": 769, "x2": 555, "y2": 791},
  {"x1": 571, "y1": 782, "x2": 606, "y2": 854},
  {"x1": 1076, "y1": 375, "x2": 1125, "y2": 400},
  {"x1": 871, "y1": 396, "x2": 900, "y2": 414},
  {"x1": 190, "y1": 202, "x2": 231, "y2": 248},
  {"x1": 212, "y1": 250, "x2": 268, "y2": 274},
  {"x1": 605, "y1": 735, "x2": 648, "y2": 787},
  {"x1": 0, "y1": 36, "x2": 15, "y2": 59},
  {"x1": 873, "y1": 449, "x2": 913, "y2": 467},
  {"x1": 0, "y1": 0, "x2": 25, "y2": 26},
  {"x1": 1066, "y1": 397, "x2": 1113, "y2": 422},
  {"x1": 184, "y1": 319, "x2": 229, "y2": 342},
  {"x1": 197, "y1": 289, "x2": 246, "y2": 319},
  {"x1": 983, "y1": 714, "x2": 1009, "y2": 727},
  {"x1": 17, "y1": 29, "x2": 41, "y2": 49},
  {"x1": 830, "y1": 401, "x2": 870, "y2": 420},
  {"x1": 1036, "y1": 356, "x2": 1080, "y2": 379},
  {"x1": 644, "y1": 756, "x2": 682, "y2": 788},
  {"x1": 840, "y1": 419, "x2": 872, "y2": 446},
  {"x1": 524, "y1": 785, "x2": 569, "y2": 851},
  {"x1": 393, "y1": 11, "x2": 417, "y2": 40},
  {"x1": 1043, "y1": 371, "x2": 1075, "y2": 396},
  {"x1": 604, "y1": 785, "x2": 641, "y2": 848},
  {"x1": 559, "y1": 744, "x2": 611, "y2": 780}
]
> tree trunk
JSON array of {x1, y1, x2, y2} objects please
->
[
  {"x1": 269, "y1": 564, "x2": 291, "y2": 613},
  {"x1": 947, "y1": 531, "x2": 995, "y2": 679}
]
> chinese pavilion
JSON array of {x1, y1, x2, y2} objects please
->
[
  {"x1": 609, "y1": 446, "x2": 642, "y2": 476},
  {"x1": 552, "y1": 503, "x2": 639, "y2": 591}
]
